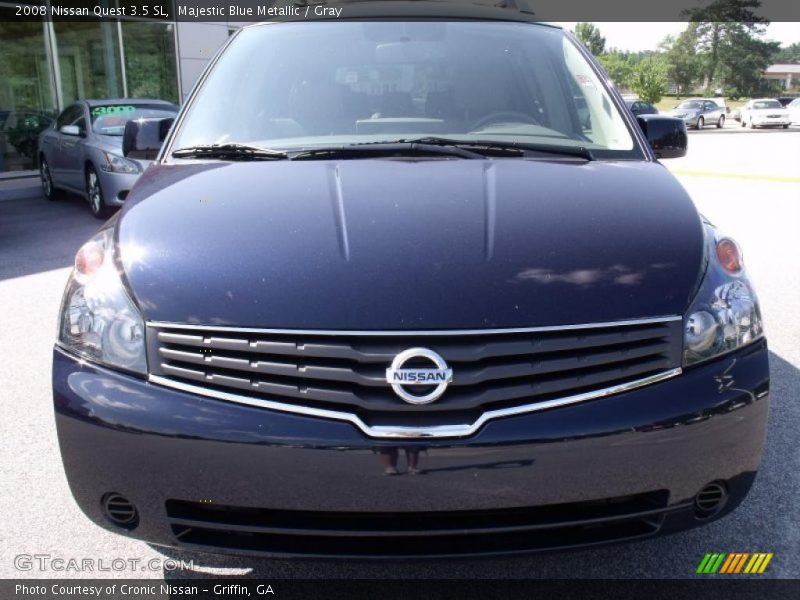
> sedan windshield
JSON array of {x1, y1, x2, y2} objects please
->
[
  {"x1": 91, "y1": 104, "x2": 178, "y2": 136},
  {"x1": 171, "y1": 22, "x2": 639, "y2": 159},
  {"x1": 676, "y1": 100, "x2": 702, "y2": 110},
  {"x1": 752, "y1": 100, "x2": 782, "y2": 110}
]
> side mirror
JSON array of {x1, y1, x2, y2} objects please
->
[
  {"x1": 636, "y1": 115, "x2": 687, "y2": 159},
  {"x1": 122, "y1": 117, "x2": 174, "y2": 160},
  {"x1": 60, "y1": 125, "x2": 80, "y2": 136}
]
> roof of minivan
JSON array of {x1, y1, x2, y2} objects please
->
[{"x1": 246, "y1": 0, "x2": 559, "y2": 25}]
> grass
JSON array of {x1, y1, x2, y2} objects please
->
[{"x1": 654, "y1": 96, "x2": 749, "y2": 113}]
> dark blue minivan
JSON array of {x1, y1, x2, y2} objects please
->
[{"x1": 53, "y1": 4, "x2": 769, "y2": 558}]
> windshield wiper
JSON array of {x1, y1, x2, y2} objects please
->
[
  {"x1": 171, "y1": 143, "x2": 288, "y2": 160},
  {"x1": 399, "y1": 137, "x2": 595, "y2": 161},
  {"x1": 172, "y1": 139, "x2": 593, "y2": 162},
  {"x1": 393, "y1": 137, "x2": 525, "y2": 157},
  {"x1": 290, "y1": 142, "x2": 486, "y2": 161}
]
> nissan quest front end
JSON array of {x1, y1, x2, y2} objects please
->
[{"x1": 52, "y1": 6, "x2": 770, "y2": 558}]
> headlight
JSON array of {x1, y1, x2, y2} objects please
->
[
  {"x1": 57, "y1": 229, "x2": 146, "y2": 375},
  {"x1": 683, "y1": 225, "x2": 764, "y2": 366},
  {"x1": 101, "y1": 151, "x2": 141, "y2": 174}
]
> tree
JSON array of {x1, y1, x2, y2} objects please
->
[
  {"x1": 660, "y1": 26, "x2": 702, "y2": 97},
  {"x1": 683, "y1": 0, "x2": 770, "y2": 89},
  {"x1": 774, "y1": 43, "x2": 800, "y2": 63},
  {"x1": 717, "y1": 29, "x2": 780, "y2": 96},
  {"x1": 573, "y1": 23, "x2": 606, "y2": 56},
  {"x1": 598, "y1": 53, "x2": 634, "y2": 90},
  {"x1": 630, "y1": 57, "x2": 668, "y2": 104}
]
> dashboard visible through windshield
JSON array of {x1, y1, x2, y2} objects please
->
[{"x1": 170, "y1": 21, "x2": 640, "y2": 160}]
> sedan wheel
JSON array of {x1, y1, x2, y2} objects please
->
[
  {"x1": 717, "y1": 115, "x2": 725, "y2": 128},
  {"x1": 696, "y1": 116, "x2": 704, "y2": 129},
  {"x1": 86, "y1": 166, "x2": 111, "y2": 220},
  {"x1": 40, "y1": 158, "x2": 59, "y2": 201}
]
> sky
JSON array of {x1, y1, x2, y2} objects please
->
[{"x1": 557, "y1": 22, "x2": 800, "y2": 52}]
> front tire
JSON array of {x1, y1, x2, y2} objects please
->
[
  {"x1": 717, "y1": 115, "x2": 725, "y2": 128},
  {"x1": 86, "y1": 165, "x2": 111, "y2": 220},
  {"x1": 40, "y1": 157, "x2": 59, "y2": 201},
  {"x1": 696, "y1": 116, "x2": 704, "y2": 129}
]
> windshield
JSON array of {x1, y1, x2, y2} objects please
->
[
  {"x1": 752, "y1": 100, "x2": 782, "y2": 110},
  {"x1": 171, "y1": 22, "x2": 639, "y2": 158},
  {"x1": 676, "y1": 100, "x2": 703, "y2": 110},
  {"x1": 91, "y1": 104, "x2": 178, "y2": 136}
]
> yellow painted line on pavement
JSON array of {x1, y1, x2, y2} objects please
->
[{"x1": 671, "y1": 169, "x2": 800, "y2": 184}]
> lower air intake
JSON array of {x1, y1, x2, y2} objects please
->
[{"x1": 166, "y1": 491, "x2": 670, "y2": 557}]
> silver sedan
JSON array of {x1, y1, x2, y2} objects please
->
[
  {"x1": 667, "y1": 98, "x2": 726, "y2": 129},
  {"x1": 38, "y1": 99, "x2": 178, "y2": 218}
]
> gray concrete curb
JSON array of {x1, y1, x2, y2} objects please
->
[{"x1": 0, "y1": 176, "x2": 41, "y2": 202}]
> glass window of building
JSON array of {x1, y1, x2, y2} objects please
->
[
  {"x1": 0, "y1": 11, "x2": 228, "y2": 174},
  {"x1": 0, "y1": 7, "x2": 57, "y2": 173},
  {"x1": 121, "y1": 21, "x2": 178, "y2": 103},
  {"x1": 54, "y1": 21, "x2": 124, "y2": 105}
]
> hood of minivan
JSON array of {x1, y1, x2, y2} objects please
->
[{"x1": 118, "y1": 159, "x2": 704, "y2": 329}]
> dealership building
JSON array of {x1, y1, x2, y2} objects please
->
[{"x1": 0, "y1": 2, "x2": 244, "y2": 176}]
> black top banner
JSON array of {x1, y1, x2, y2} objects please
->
[{"x1": 5, "y1": 0, "x2": 800, "y2": 23}]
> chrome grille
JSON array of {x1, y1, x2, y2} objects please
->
[{"x1": 147, "y1": 318, "x2": 682, "y2": 420}]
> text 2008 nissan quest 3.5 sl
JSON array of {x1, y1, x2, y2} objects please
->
[{"x1": 53, "y1": 6, "x2": 769, "y2": 558}]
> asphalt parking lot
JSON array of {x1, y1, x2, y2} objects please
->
[{"x1": 1, "y1": 125, "x2": 798, "y2": 580}]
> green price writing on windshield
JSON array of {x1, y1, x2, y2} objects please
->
[{"x1": 92, "y1": 105, "x2": 136, "y2": 117}]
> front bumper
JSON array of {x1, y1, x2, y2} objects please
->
[
  {"x1": 675, "y1": 115, "x2": 700, "y2": 127},
  {"x1": 751, "y1": 118, "x2": 790, "y2": 127},
  {"x1": 53, "y1": 340, "x2": 770, "y2": 558},
  {"x1": 95, "y1": 168, "x2": 141, "y2": 206}
]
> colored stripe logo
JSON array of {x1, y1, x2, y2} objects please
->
[{"x1": 697, "y1": 553, "x2": 773, "y2": 574}]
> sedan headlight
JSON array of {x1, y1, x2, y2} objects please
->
[
  {"x1": 57, "y1": 229, "x2": 146, "y2": 375},
  {"x1": 101, "y1": 151, "x2": 141, "y2": 174},
  {"x1": 683, "y1": 224, "x2": 764, "y2": 366}
]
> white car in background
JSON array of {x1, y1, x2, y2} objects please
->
[
  {"x1": 740, "y1": 98, "x2": 791, "y2": 129},
  {"x1": 787, "y1": 98, "x2": 800, "y2": 125}
]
